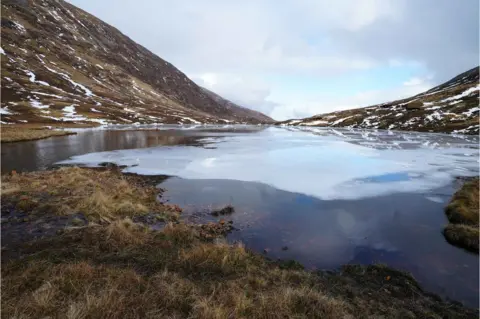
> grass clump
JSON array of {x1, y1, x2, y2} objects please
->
[
  {"x1": 1, "y1": 167, "x2": 179, "y2": 222},
  {"x1": 1, "y1": 126, "x2": 76, "y2": 142},
  {"x1": 443, "y1": 177, "x2": 479, "y2": 253}
]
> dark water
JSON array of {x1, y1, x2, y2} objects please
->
[
  {"x1": 161, "y1": 177, "x2": 479, "y2": 307},
  {"x1": 1, "y1": 126, "x2": 479, "y2": 307},
  {"x1": 1, "y1": 128, "x2": 222, "y2": 173}
]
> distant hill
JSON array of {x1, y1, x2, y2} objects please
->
[
  {"x1": 0, "y1": 0, "x2": 272, "y2": 125},
  {"x1": 200, "y1": 87, "x2": 273, "y2": 123},
  {"x1": 278, "y1": 67, "x2": 479, "y2": 134}
]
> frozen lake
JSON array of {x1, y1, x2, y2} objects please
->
[{"x1": 2, "y1": 125, "x2": 479, "y2": 306}]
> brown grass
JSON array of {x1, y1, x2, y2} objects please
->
[
  {"x1": 1, "y1": 125, "x2": 77, "y2": 142},
  {"x1": 445, "y1": 178, "x2": 479, "y2": 225},
  {"x1": 1, "y1": 168, "x2": 477, "y2": 318},
  {"x1": 3, "y1": 220, "x2": 475, "y2": 318},
  {"x1": 1, "y1": 167, "x2": 179, "y2": 222},
  {"x1": 443, "y1": 177, "x2": 479, "y2": 253},
  {"x1": 444, "y1": 224, "x2": 479, "y2": 253}
]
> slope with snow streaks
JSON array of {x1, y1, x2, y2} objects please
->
[
  {"x1": 0, "y1": 0, "x2": 271, "y2": 125},
  {"x1": 278, "y1": 67, "x2": 480, "y2": 135}
]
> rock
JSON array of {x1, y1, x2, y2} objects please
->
[{"x1": 211, "y1": 205, "x2": 235, "y2": 216}]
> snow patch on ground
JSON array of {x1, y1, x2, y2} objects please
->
[
  {"x1": 180, "y1": 117, "x2": 201, "y2": 124},
  {"x1": 331, "y1": 116, "x2": 353, "y2": 126},
  {"x1": 441, "y1": 86, "x2": 480, "y2": 103},
  {"x1": 425, "y1": 111, "x2": 443, "y2": 122},
  {"x1": 304, "y1": 120, "x2": 329, "y2": 126},
  {"x1": 0, "y1": 47, "x2": 5, "y2": 55},
  {"x1": 0, "y1": 108, "x2": 13, "y2": 115},
  {"x1": 31, "y1": 91, "x2": 64, "y2": 99},
  {"x1": 30, "y1": 100, "x2": 50, "y2": 109},
  {"x1": 12, "y1": 21, "x2": 26, "y2": 33},
  {"x1": 42, "y1": 64, "x2": 93, "y2": 96},
  {"x1": 463, "y1": 107, "x2": 480, "y2": 117}
]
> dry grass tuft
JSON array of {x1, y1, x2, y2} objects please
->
[
  {"x1": 444, "y1": 224, "x2": 479, "y2": 253},
  {"x1": 444, "y1": 177, "x2": 479, "y2": 253},
  {"x1": 445, "y1": 177, "x2": 479, "y2": 225},
  {"x1": 1, "y1": 167, "x2": 177, "y2": 222},
  {"x1": 2, "y1": 222, "x2": 476, "y2": 318},
  {"x1": 1, "y1": 126, "x2": 76, "y2": 143}
]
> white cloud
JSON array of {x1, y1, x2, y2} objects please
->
[
  {"x1": 269, "y1": 79, "x2": 433, "y2": 120},
  {"x1": 403, "y1": 77, "x2": 423, "y2": 86},
  {"x1": 69, "y1": 0, "x2": 479, "y2": 120}
]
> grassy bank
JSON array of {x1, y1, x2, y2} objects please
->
[
  {"x1": 1, "y1": 168, "x2": 477, "y2": 318},
  {"x1": 443, "y1": 177, "x2": 479, "y2": 253},
  {"x1": 1, "y1": 125, "x2": 77, "y2": 143}
]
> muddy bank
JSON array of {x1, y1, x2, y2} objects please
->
[{"x1": 1, "y1": 167, "x2": 478, "y2": 318}]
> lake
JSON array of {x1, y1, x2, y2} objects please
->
[{"x1": 2, "y1": 125, "x2": 479, "y2": 306}]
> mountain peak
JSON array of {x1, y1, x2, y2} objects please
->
[{"x1": 0, "y1": 0, "x2": 272, "y2": 125}]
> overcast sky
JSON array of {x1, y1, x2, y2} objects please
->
[{"x1": 69, "y1": 0, "x2": 479, "y2": 120}]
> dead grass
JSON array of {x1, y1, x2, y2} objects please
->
[
  {"x1": 0, "y1": 125, "x2": 77, "y2": 143},
  {"x1": 1, "y1": 166, "x2": 179, "y2": 222},
  {"x1": 2, "y1": 219, "x2": 476, "y2": 318},
  {"x1": 445, "y1": 178, "x2": 479, "y2": 225},
  {"x1": 444, "y1": 224, "x2": 479, "y2": 253},
  {"x1": 1, "y1": 168, "x2": 477, "y2": 318},
  {"x1": 443, "y1": 177, "x2": 479, "y2": 253}
]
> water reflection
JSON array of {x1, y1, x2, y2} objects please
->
[
  {"x1": 1, "y1": 129, "x2": 221, "y2": 173},
  {"x1": 161, "y1": 177, "x2": 479, "y2": 307}
]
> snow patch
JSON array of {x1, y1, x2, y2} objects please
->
[
  {"x1": 12, "y1": 21, "x2": 26, "y2": 33},
  {"x1": 304, "y1": 120, "x2": 329, "y2": 126},
  {"x1": 331, "y1": 116, "x2": 353, "y2": 126},
  {"x1": 441, "y1": 86, "x2": 479, "y2": 103},
  {"x1": 0, "y1": 108, "x2": 13, "y2": 115},
  {"x1": 180, "y1": 117, "x2": 201, "y2": 124},
  {"x1": 30, "y1": 100, "x2": 50, "y2": 109}
]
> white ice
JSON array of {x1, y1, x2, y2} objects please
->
[{"x1": 58, "y1": 126, "x2": 479, "y2": 201}]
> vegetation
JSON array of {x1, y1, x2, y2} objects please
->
[
  {"x1": 1, "y1": 166, "x2": 177, "y2": 222},
  {"x1": 1, "y1": 167, "x2": 477, "y2": 318},
  {"x1": 1, "y1": 125, "x2": 77, "y2": 143},
  {"x1": 443, "y1": 177, "x2": 479, "y2": 253}
]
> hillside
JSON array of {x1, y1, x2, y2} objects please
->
[
  {"x1": 279, "y1": 67, "x2": 479, "y2": 134},
  {"x1": 0, "y1": 0, "x2": 273, "y2": 126},
  {"x1": 200, "y1": 87, "x2": 273, "y2": 123}
]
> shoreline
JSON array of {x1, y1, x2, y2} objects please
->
[
  {"x1": 1, "y1": 125, "x2": 79, "y2": 143},
  {"x1": 1, "y1": 166, "x2": 478, "y2": 318}
]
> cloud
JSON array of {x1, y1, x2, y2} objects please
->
[
  {"x1": 69, "y1": 0, "x2": 479, "y2": 120},
  {"x1": 269, "y1": 78, "x2": 433, "y2": 120}
]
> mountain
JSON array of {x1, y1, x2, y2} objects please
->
[
  {"x1": 278, "y1": 67, "x2": 479, "y2": 135},
  {"x1": 200, "y1": 87, "x2": 273, "y2": 123},
  {"x1": 0, "y1": 0, "x2": 273, "y2": 125}
]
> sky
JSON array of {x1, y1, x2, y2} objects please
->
[{"x1": 69, "y1": 0, "x2": 479, "y2": 120}]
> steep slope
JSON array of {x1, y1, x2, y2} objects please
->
[
  {"x1": 0, "y1": 0, "x2": 272, "y2": 125},
  {"x1": 279, "y1": 67, "x2": 479, "y2": 134},
  {"x1": 200, "y1": 87, "x2": 273, "y2": 123}
]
